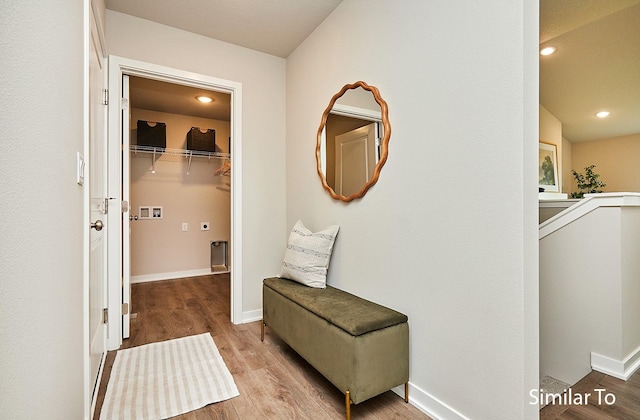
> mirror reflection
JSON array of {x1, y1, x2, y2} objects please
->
[{"x1": 316, "y1": 82, "x2": 390, "y2": 202}]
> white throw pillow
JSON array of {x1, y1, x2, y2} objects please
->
[{"x1": 279, "y1": 220, "x2": 340, "y2": 288}]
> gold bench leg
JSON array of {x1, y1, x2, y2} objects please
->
[
  {"x1": 405, "y1": 382, "x2": 409, "y2": 403},
  {"x1": 261, "y1": 320, "x2": 265, "y2": 342},
  {"x1": 345, "y1": 390, "x2": 352, "y2": 420}
]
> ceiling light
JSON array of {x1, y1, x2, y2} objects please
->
[
  {"x1": 196, "y1": 95, "x2": 213, "y2": 103},
  {"x1": 595, "y1": 111, "x2": 610, "y2": 118},
  {"x1": 540, "y1": 46, "x2": 556, "y2": 56}
]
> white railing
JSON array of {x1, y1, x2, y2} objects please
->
[{"x1": 539, "y1": 193, "x2": 640, "y2": 239}]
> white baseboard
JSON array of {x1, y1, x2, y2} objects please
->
[
  {"x1": 391, "y1": 382, "x2": 469, "y2": 420},
  {"x1": 241, "y1": 309, "x2": 263, "y2": 324},
  {"x1": 591, "y1": 346, "x2": 640, "y2": 380},
  {"x1": 131, "y1": 268, "x2": 218, "y2": 284}
]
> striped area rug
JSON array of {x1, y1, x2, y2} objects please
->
[{"x1": 100, "y1": 333, "x2": 239, "y2": 419}]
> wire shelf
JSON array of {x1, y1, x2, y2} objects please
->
[
  {"x1": 129, "y1": 145, "x2": 229, "y2": 160},
  {"x1": 129, "y1": 145, "x2": 230, "y2": 175}
]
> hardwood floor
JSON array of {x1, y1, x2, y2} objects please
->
[
  {"x1": 93, "y1": 274, "x2": 430, "y2": 419},
  {"x1": 540, "y1": 370, "x2": 640, "y2": 420}
]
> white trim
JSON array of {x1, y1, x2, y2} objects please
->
[
  {"x1": 592, "y1": 346, "x2": 640, "y2": 381},
  {"x1": 106, "y1": 55, "x2": 243, "y2": 350},
  {"x1": 131, "y1": 269, "x2": 222, "y2": 284},
  {"x1": 330, "y1": 103, "x2": 382, "y2": 121},
  {"x1": 90, "y1": 0, "x2": 107, "y2": 57},
  {"x1": 83, "y1": 1, "x2": 91, "y2": 417},
  {"x1": 90, "y1": 352, "x2": 107, "y2": 418},
  {"x1": 538, "y1": 198, "x2": 580, "y2": 208},
  {"x1": 390, "y1": 382, "x2": 470, "y2": 420},
  {"x1": 230, "y1": 85, "x2": 243, "y2": 326},
  {"x1": 539, "y1": 193, "x2": 640, "y2": 239},
  {"x1": 242, "y1": 309, "x2": 263, "y2": 324},
  {"x1": 538, "y1": 192, "x2": 568, "y2": 200}
]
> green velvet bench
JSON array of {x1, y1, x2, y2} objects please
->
[{"x1": 261, "y1": 277, "x2": 409, "y2": 419}]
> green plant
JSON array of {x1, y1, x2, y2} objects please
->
[{"x1": 570, "y1": 165, "x2": 606, "y2": 198}]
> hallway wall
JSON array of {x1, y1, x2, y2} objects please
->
[
  {"x1": 0, "y1": 0, "x2": 87, "y2": 417},
  {"x1": 286, "y1": 1, "x2": 539, "y2": 418}
]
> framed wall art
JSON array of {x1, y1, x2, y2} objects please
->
[{"x1": 538, "y1": 142, "x2": 559, "y2": 192}]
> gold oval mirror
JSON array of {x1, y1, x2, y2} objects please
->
[{"x1": 316, "y1": 81, "x2": 391, "y2": 202}]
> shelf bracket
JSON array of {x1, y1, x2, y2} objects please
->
[
  {"x1": 151, "y1": 148, "x2": 156, "y2": 174},
  {"x1": 187, "y1": 151, "x2": 193, "y2": 175}
]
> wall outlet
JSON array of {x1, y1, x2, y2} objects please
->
[
  {"x1": 201, "y1": 222, "x2": 210, "y2": 231},
  {"x1": 182, "y1": 223, "x2": 188, "y2": 232}
]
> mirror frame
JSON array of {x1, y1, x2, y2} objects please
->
[{"x1": 316, "y1": 81, "x2": 391, "y2": 202}]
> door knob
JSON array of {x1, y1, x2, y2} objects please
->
[
  {"x1": 91, "y1": 220, "x2": 104, "y2": 231},
  {"x1": 129, "y1": 215, "x2": 138, "y2": 221}
]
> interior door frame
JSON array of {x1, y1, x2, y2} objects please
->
[
  {"x1": 85, "y1": 1, "x2": 108, "y2": 417},
  {"x1": 106, "y1": 56, "x2": 243, "y2": 350},
  {"x1": 334, "y1": 123, "x2": 378, "y2": 196}
]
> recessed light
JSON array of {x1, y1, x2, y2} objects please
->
[
  {"x1": 595, "y1": 111, "x2": 611, "y2": 118},
  {"x1": 540, "y1": 46, "x2": 556, "y2": 56},
  {"x1": 196, "y1": 95, "x2": 213, "y2": 103}
]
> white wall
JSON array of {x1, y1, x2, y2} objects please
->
[
  {"x1": 129, "y1": 109, "x2": 230, "y2": 278},
  {"x1": 540, "y1": 208, "x2": 622, "y2": 384},
  {"x1": 286, "y1": 1, "x2": 538, "y2": 419},
  {"x1": 106, "y1": 11, "x2": 287, "y2": 314},
  {"x1": 621, "y1": 207, "x2": 640, "y2": 357},
  {"x1": 0, "y1": 0, "x2": 86, "y2": 417},
  {"x1": 540, "y1": 203, "x2": 640, "y2": 384}
]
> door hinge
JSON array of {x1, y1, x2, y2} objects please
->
[
  {"x1": 102, "y1": 308, "x2": 108, "y2": 324},
  {"x1": 122, "y1": 303, "x2": 129, "y2": 316},
  {"x1": 102, "y1": 89, "x2": 108, "y2": 105},
  {"x1": 121, "y1": 97, "x2": 129, "y2": 111}
]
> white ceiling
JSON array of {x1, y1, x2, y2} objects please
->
[
  {"x1": 104, "y1": 0, "x2": 342, "y2": 58},
  {"x1": 107, "y1": 0, "x2": 640, "y2": 144}
]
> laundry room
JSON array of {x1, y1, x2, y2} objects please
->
[{"x1": 127, "y1": 76, "x2": 232, "y2": 282}]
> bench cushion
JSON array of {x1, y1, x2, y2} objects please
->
[{"x1": 264, "y1": 277, "x2": 407, "y2": 336}]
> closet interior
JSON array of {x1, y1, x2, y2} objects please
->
[{"x1": 128, "y1": 76, "x2": 232, "y2": 285}]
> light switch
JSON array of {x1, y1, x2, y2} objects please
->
[
  {"x1": 76, "y1": 152, "x2": 85, "y2": 185},
  {"x1": 182, "y1": 223, "x2": 188, "y2": 232}
]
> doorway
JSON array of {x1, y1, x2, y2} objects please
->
[
  {"x1": 126, "y1": 75, "x2": 231, "y2": 337},
  {"x1": 106, "y1": 56, "x2": 244, "y2": 351}
]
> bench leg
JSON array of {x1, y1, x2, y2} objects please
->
[
  {"x1": 345, "y1": 390, "x2": 352, "y2": 420},
  {"x1": 261, "y1": 320, "x2": 265, "y2": 342},
  {"x1": 405, "y1": 382, "x2": 409, "y2": 403}
]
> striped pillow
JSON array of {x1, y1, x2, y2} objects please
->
[{"x1": 279, "y1": 220, "x2": 340, "y2": 288}]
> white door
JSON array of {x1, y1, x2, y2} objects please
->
[
  {"x1": 121, "y1": 75, "x2": 132, "y2": 339},
  {"x1": 88, "y1": 12, "x2": 107, "y2": 403},
  {"x1": 334, "y1": 123, "x2": 378, "y2": 196}
]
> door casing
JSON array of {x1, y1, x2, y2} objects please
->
[
  {"x1": 334, "y1": 123, "x2": 377, "y2": 197},
  {"x1": 86, "y1": 3, "x2": 108, "y2": 418},
  {"x1": 106, "y1": 56, "x2": 243, "y2": 350}
]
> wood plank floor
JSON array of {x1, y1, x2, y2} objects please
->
[
  {"x1": 540, "y1": 369, "x2": 640, "y2": 420},
  {"x1": 93, "y1": 274, "x2": 430, "y2": 419},
  {"x1": 540, "y1": 371, "x2": 640, "y2": 420}
]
